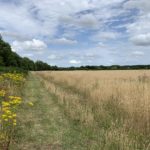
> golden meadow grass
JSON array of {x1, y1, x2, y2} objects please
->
[{"x1": 35, "y1": 70, "x2": 150, "y2": 150}]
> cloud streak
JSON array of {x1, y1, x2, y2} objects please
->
[
  {"x1": 50, "y1": 38, "x2": 77, "y2": 45},
  {"x1": 12, "y1": 39, "x2": 47, "y2": 52}
]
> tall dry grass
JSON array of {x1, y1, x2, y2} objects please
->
[{"x1": 35, "y1": 70, "x2": 150, "y2": 150}]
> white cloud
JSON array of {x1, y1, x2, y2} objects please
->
[
  {"x1": 124, "y1": 0, "x2": 150, "y2": 46},
  {"x1": 0, "y1": 0, "x2": 127, "y2": 36},
  {"x1": 131, "y1": 51, "x2": 145, "y2": 57},
  {"x1": 69, "y1": 59, "x2": 81, "y2": 64},
  {"x1": 124, "y1": 0, "x2": 150, "y2": 12},
  {"x1": 22, "y1": 53, "x2": 34, "y2": 57},
  {"x1": 11, "y1": 46, "x2": 17, "y2": 52},
  {"x1": 130, "y1": 33, "x2": 150, "y2": 46},
  {"x1": 0, "y1": 2, "x2": 52, "y2": 38},
  {"x1": 84, "y1": 53, "x2": 97, "y2": 58},
  {"x1": 62, "y1": 30, "x2": 77, "y2": 38},
  {"x1": 100, "y1": 32, "x2": 119, "y2": 40},
  {"x1": 81, "y1": 53, "x2": 100, "y2": 60},
  {"x1": 48, "y1": 54, "x2": 64, "y2": 60},
  {"x1": 97, "y1": 42, "x2": 105, "y2": 47},
  {"x1": 1, "y1": 31, "x2": 28, "y2": 41},
  {"x1": 60, "y1": 14, "x2": 99, "y2": 29},
  {"x1": 0, "y1": 0, "x2": 94, "y2": 39},
  {"x1": 12, "y1": 39, "x2": 47, "y2": 51},
  {"x1": 77, "y1": 14, "x2": 99, "y2": 29},
  {"x1": 0, "y1": 0, "x2": 126, "y2": 40},
  {"x1": 50, "y1": 38, "x2": 77, "y2": 45},
  {"x1": 59, "y1": 15, "x2": 74, "y2": 24},
  {"x1": 91, "y1": 31, "x2": 119, "y2": 41}
]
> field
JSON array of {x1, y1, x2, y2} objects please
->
[
  {"x1": 1, "y1": 70, "x2": 150, "y2": 150},
  {"x1": 34, "y1": 70, "x2": 150, "y2": 150}
]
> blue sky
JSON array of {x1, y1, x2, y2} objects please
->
[{"x1": 0, "y1": 0, "x2": 150, "y2": 66}]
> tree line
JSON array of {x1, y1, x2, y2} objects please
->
[
  {"x1": 0, "y1": 35, "x2": 57, "y2": 71},
  {"x1": 59, "y1": 65, "x2": 150, "y2": 70},
  {"x1": 0, "y1": 35, "x2": 150, "y2": 71}
]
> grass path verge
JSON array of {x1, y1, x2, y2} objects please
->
[{"x1": 9, "y1": 73, "x2": 102, "y2": 150}]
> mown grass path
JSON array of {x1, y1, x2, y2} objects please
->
[{"x1": 10, "y1": 73, "x2": 99, "y2": 150}]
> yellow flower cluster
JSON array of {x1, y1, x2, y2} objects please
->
[
  {"x1": 0, "y1": 96, "x2": 22, "y2": 126},
  {"x1": 2, "y1": 73, "x2": 25, "y2": 83},
  {"x1": 0, "y1": 73, "x2": 27, "y2": 146},
  {"x1": 28, "y1": 102, "x2": 34, "y2": 106},
  {"x1": 0, "y1": 73, "x2": 24, "y2": 128},
  {"x1": 0, "y1": 90, "x2": 6, "y2": 97},
  {"x1": 8, "y1": 96, "x2": 22, "y2": 105},
  {"x1": 1, "y1": 108, "x2": 17, "y2": 126}
]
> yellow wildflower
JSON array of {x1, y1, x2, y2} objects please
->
[
  {"x1": 2, "y1": 73, "x2": 25, "y2": 83},
  {"x1": 0, "y1": 90, "x2": 6, "y2": 97},
  {"x1": 28, "y1": 102, "x2": 34, "y2": 106},
  {"x1": 12, "y1": 114, "x2": 16, "y2": 118},
  {"x1": 2, "y1": 114, "x2": 7, "y2": 118},
  {"x1": 4, "y1": 119, "x2": 8, "y2": 122},
  {"x1": 2, "y1": 102, "x2": 10, "y2": 107},
  {"x1": 13, "y1": 119, "x2": 16, "y2": 123},
  {"x1": 8, "y1": 116, "x2": 13, "y2": 119},
  {"x1": 13, "y1": 122, "x2": 17, "y2": 126}
]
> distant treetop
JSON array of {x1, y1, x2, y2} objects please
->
[{"x1": 0, "y1": 34, "x2": 2, "y2": 40}]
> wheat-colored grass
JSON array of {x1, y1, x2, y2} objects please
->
[{"x1": 35, "y1": 70, "x2": 150, "y2": 150}]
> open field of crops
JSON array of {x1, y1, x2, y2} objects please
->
[
  {"x1": 1, "y1": 70, "x2": 150, "y2": 150},
  {"x1": 35, "y1": 70, "x2": 150, "y2": 150}
]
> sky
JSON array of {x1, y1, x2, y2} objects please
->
[{"x1": 0, "y1": 0, "x2": 150, "y2": 67}]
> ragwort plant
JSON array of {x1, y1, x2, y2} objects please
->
[{"x1": 0, "y1": 73, "x2": 33, "y2": 149}]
